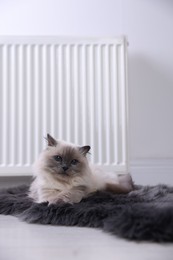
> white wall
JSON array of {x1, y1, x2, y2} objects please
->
[{"x1": 0, "y1": 0, "x2": 173, "y2": 165}]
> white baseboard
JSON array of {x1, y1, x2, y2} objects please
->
[
  {"x1": 130, "y1": 158, "x2": 173, "y2": 186},
  {"x1": 0, "y1": 159, "x2": 173, "y2": 187}
]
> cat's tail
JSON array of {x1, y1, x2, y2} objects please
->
[{"x1": 105, "y1": 173, "x2": 134, "y2": 194}]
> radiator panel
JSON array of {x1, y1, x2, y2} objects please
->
[{"x1": 0, "y1": 37, "x2": 128, "y2": 175}]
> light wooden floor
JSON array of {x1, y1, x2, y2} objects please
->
[{"x1": 0, "y1": 215, "x2": 173, "y2": 260}]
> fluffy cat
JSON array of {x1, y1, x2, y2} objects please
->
[{"x1": 29, "y1": 134, "x2": 134, "y2": 204}]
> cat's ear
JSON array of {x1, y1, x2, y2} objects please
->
[
  {"x1": 46, "y1": 133, "x2": 57, "y2": 147},
  {"x1": 79, "y1": 146, "x2": 90, "y2": 156}
]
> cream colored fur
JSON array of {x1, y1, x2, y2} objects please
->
[{"x1": 29, "y1": 135, "x2": 133, "y2": 204}]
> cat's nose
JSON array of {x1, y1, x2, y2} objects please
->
[{"x1": 62, "y1": 166, "x2": 69, "y2": 172}]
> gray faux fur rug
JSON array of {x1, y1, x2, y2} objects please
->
[{"x1": 0, "y1": 184, "x2": 173, "y2": 242}]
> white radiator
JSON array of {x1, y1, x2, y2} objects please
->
[{"x1": 0, "y1": 36, "x2": 129, "y2": 176}]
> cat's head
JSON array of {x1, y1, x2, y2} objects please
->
[{"x1": 34, "y1": 134, "x2": 91, "y2": 181}]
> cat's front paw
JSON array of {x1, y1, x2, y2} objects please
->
[{"x1": 48, "y1": 195, "x2": 73, "y2": 205}]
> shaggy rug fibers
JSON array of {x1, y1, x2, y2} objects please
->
[{"x1": 0, "y1": 184, "x2": 173, "y2": 242}]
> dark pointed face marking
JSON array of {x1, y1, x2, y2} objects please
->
[
  {"x1": 60, "y1": 147, "x2": 80, "y2": 167},
  {"x1": 45, "y1": 146, "x2": 88, "y2": 179},
  {"x1": 41, "y1": 139, "x2": 91, "y2": 185}
]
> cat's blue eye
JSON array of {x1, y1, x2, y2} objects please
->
[
  {"x1": 54, "y1": 155, "x2": 62, "y2": 162},
  {"x1": 71, "y1": 159, "x2": 78, "y2": 165}
]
